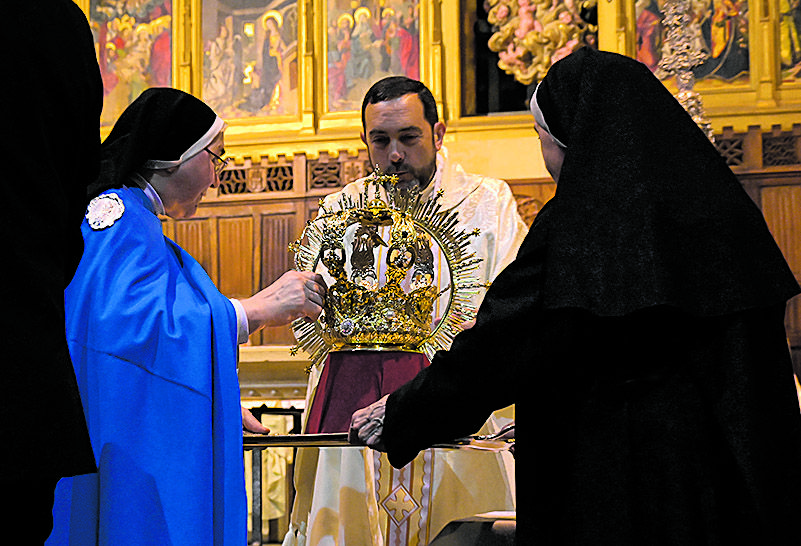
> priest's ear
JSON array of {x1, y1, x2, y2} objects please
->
[{"x1": 433, "y1": 121, "x2": 445, "y2": 151}]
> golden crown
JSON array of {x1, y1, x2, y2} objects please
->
[{"x1": 289, "y1": 170, "x2": 486, "y2": 370}]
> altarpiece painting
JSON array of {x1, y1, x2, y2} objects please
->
[
  {"x1": 326, "y1": 0, "x2": 421, "y2": 111},
  {"x1": 778, "y1": 0, "x2": 801, "y2": 80},
  {"x1": 89, "y1": 0, "x2": 172, "y2": 127},
  {"x1": 202, "y1": 0, "x2": 299, "y2": 118},
  {"x1": 635, "y1": 0, "x2": 752, "y2": 83},
  {"x1": 79, "y1": 0, "x2": 798, "y2": 132}
]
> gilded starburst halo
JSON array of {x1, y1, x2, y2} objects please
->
[{"x1": 289, "y1": 169, "x2": 487, "y2": 370}]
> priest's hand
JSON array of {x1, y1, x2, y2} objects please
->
[
  {"x1": 240, "y1": 270, "x2": 327, "y2": 331},
  {"x1": 242, "y1": 406, "x2": 270, "y2": 434},
  {"x1": 349, "y1": 394, "x2": 388, "y2": 451}
]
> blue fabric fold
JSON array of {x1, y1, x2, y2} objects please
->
[{"x1": 48, "y1": 186, "x2": 245, "y2": 545}]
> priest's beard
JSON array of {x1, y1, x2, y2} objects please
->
[{"x1": 369, "y1": 149, "x2": 437, "y2": 193}]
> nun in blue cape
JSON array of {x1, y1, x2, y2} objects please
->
[{"x1": 49, "y1": 89, "x2": 248, "y2": 545}]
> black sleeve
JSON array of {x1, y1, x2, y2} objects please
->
[
  {"x1": 1, "y1": 0, "x2": 102, "y2": 478},
  {"x1": 382, "y1": 205, "x2": 551, "y2": 468}
]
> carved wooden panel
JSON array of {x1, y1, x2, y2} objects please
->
[
  {"x1": 173, "y1": 218, "x2": 215, "y2": 277},
  {"x1": 258, "y1": 209, "x2": 302, "y2": 345},
  {"x1": 306, "y1": 152, "x2": 370, "y2": 192},
  {"x1": 307, "y1": 158, "x2": 341, "y2": 191},
  {"x1": 260, "y1": 212, "x2": 296, "y2": 285},
  {"x1": 763, "y1": 126, "x2": 801, "y2": 167},
  {"x1": 218, "y1": 216, "x2": 255, "y2": 299},
  {"x1": 761, "y1": 186, "x2": 801, "y2": 270},
  {"x1": 305, "y1": 198, "x2": 321, "y2": 225},
  {"x1": 220, "y1": 165, "x2": 295, "y2": 195},
  {"x1": 758, "y1": 183, "x2": 801, "y2": 346},
  {"x1": 715, "y1": 131, "x2": 746, "y2": 167},
  {"x1": 719, "y1": 125, "x2": 801, "y2": 170}
]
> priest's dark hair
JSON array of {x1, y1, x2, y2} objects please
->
[{"x1": 361, "y1": 76, "x2": 438, "y2": 130}]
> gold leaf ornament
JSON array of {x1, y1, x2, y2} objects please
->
[{"x1": 290, "y1": 170, "x2": 486, "y2": 369}]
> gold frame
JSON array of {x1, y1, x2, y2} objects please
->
[
  {"x1": 78, "y1": 0, "x2": 798, "y2": 156},
  {"x1": 602, "y1": 0, "x2": 800, "y2": 132},
  {"x1": 190, "y1": 0, "x2": 314, "y2": 144},
  {"x1": 188, "y1": 0, "x2": 442, "y2": 163},
  {"x1": 313, "y1": 0, "x2": 443, "y2": 131},
  {"x1": 441, "y1": 0, "x2": 800, "y2": 134},
  {"x1": 78, "y1": 0, "x2": 189, "y2": 137}
]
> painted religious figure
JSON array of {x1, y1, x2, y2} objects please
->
[
  {"x1": 202, "y1": 0, "x2": 299, "y2": 118},
  {"x1": 485, "y1": 0, "x2": 598, "y2": 86},
  {"x1": 779, "y1": 0, "x2": 801, "y2": 80},
  {"x1": 636, "y1": 0, "x2": 664, "y2": 72},
  {"x1": 636, "y1": 0, "x2": 751, "y2": 83},
  {"x1": 327, "y1": 0, "x2": 421, "y2": 111},
  {"x1": 89, "y1": 0, "x2": 172, "y2": 127}
]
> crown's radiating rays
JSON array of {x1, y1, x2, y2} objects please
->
[{"x1": 289, "y1": 170, "x2": 487, "y2": 371}]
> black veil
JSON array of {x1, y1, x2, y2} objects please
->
[
  {"x1": 535, "y1": 47, "x2": 798, "y2": 317},
  {"x1": 88, "y1": 88, "x2": 218, "y2": 200}
]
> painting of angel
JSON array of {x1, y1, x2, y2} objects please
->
[
  {"x1": 202, "y1": 0, "x2": 298, "y2": 118},
  {"x1": 326, "y1": 0, "x2": 420, "y2": 112}
]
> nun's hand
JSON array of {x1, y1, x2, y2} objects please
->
[
  {"x1": 349, "y1": 395, "x2": 389, "y2": 452},
  {"x1": 242, "y1": 406, "x2": 270, "y2": 434},
  {"x1": 241, "y1": 270, "x2": 327, "y2": 330}
]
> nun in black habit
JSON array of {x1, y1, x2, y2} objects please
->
[{"x1": 349, "y1": 47, "x2": 801, "y2": 545}]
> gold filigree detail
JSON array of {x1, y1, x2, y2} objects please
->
[{"x1": 290, "y1": 170, "x2": 485, "y2": 369}]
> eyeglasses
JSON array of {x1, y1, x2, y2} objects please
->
[{"x1": 205, "y1": 148, "x2": 229, "y2": 175}]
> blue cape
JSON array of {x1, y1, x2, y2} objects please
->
[{"x1": 48, "y1": 186, "x2": 245, "y2": 545}]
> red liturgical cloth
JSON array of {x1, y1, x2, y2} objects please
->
[{"x1": 305, "y1": 351, "x2": 430, "y2": 433}]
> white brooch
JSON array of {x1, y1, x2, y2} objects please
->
[{"x1": 86, "y1": 193, "x2": 125, "y2": 230}]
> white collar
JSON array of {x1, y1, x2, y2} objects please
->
[{"x1": 130, "y1": 173, "x2": 166, "y2": 215}]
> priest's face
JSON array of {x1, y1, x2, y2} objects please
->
[
  {"x1": 362, "y1": 93, "x2": 446, "y2": 192},
  {"x1": 155, "y1": 133, "x2": 224, "y2": 219},
  {"x1": 535, "y1": 122, "x2": 565, "y2": 183}
]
